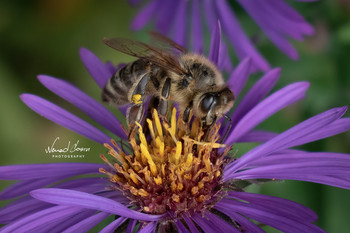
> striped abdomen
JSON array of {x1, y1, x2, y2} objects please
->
[{"x1": 102, "y1": 59, "x2": 150, "y2": 106}]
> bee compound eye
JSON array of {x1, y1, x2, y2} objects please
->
[{"x1": 201, "y1": 95, "x2": 214, "y2": 113}]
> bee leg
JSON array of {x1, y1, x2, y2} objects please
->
[
  {"x1": 126, "y1": 103, "x2": 144, "y2": 139},
  {"x1": 158, "y1": 77, "x2": 171, "y2": 117},
  {"x1": 182, "y1": 102, "x2": 193, "y2": 123},
  {"x1": 126, "y1": 73, "x2": 149, "y2": 137},
  {"x1": 204, "y1": 115, "x2": 217, "y2": 141},
  {"x1": 142, "y1": 96, "x2": 159, "y2": 135},
  {"x1": 219, "y1": 114, "x2": 232, "y2": 143}
]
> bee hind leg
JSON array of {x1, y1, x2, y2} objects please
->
[{"x1": 126, "y1": 103, "x2": 144, "y2": 139}]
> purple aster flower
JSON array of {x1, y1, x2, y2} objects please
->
[
  {"x1": 130, "y1": 0, "x2": 316, "y2": 72},
  {"x1": 1, "y1": 28, "x2": 350, "y2": 232}
]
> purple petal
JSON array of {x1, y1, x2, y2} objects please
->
[
  {"x1": 226, "y1": 82, "x2": 309, "y2": 144},
  {"x1": 175, "y1": 219, "x2": 190, "y2": 233},
  {"x1": 126, "y1": 219, "x2": 137, "y2": 233},
  {"x1": 219, "y1": 42, "x2": 234, "y2": 72},
  {"x1": 209, "y1": 21, "x2": 221, "y2": 65},
  {"x1": 79, "y1": 48, "x2": 112, "y2": 89},
  {"x1": 105, "y1": 61, "x2": 119, "y2": 75},
  {"x1": 239, "y1": 0, "x2": 298, "y2": 59},
  {"x1": 227, "y1": 57, "x2": 252, "y2": 97},
  {"x1": 191, "y1": 214, "x2": 217, "y2": 233},
  {"x1": 0, "y1": 163, "x2": 102, "y2": 180},
  {"x1": 0, "y1": 178, "x2": 58, "y2": 200},
  {"x1": 216, "y1": 210, "x2": 264, "y2": 233},
  {"x1": 21, "y1": 94, "x2": 111, "y2": 144},
  {"x1": 131, "y1": 0, "x2": 158, "y2": 30},
  {"x1": 204, "y1": 212, "x2": 241, "y2": 233},
  {"x1": 154, "y1": 0, "x2": 177, "y2": 34},
  {"x1": 62, "y1": 212, "x2": 110, "y2": 233},
  {"x1": 0, "y1": 196, "x2": 51, "y2": 224},
  {"x1": 0, "y1": 206, "x2": 83, "y2": 233},
  {"x1": 30, "y1": 188, "x2": 163, "y2": 221},
  {"x1": 291, "y1": 118, "x2": 350, "y2": 146},
  {"x1": 225, "y1": 107, "x2": 347, "y2": 179},
  {"x1": 231, "y1": 152, "x2": 350, "y2": 188},
  {"x1": 38, "y1": 75, "x2": 126, "y2": 140},
  {"x1": 227, "y1": 191, "x2": 318, "y2": 222},
  {"x1": 235, "y1": 130, "x2": 277, "y2": 143},
  {"x1": 35, "y1": 210, "x2": 96, "y2": 233},
  {"x1": 191, "y1": 0, "x2": 204, "y2": 53},
  {"x1": 182, "y1": 214, "x2": 200, "y2": 233},
  {"x1": 215, "y1": 199, "x2": 326, "y2": 233},
  {"x1": 231, "y1": 68, "x2": 281, "y2": 126},
  {"x1": 215, "y1": 0, "x2": 270, "y2": 71},
  {"x1": 171, "y1": 0, "x2": 187, "y2": 47},
  {"x1": 0, "y1": 177, "x2": 107, "y2": 223},
  {"x1": 54, "y1": 177, "x2": 107, "y2": 191},
  {"x1": 138, "y1": 222, "x2": 157, "y2": 233},
  {"x1": 100, "y1": 217, "x2": 127, "y2": 233}
]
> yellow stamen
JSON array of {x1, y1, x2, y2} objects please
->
[
  {"x1": 172, "y1": 194, "x2": 180, "y2": 203},
  {"x1": 129, "y1": 171, "x2": 139, "y2": 185},
  {"x1": 153, "y1": 109, "x2": 163, "y2": 140},
  {"x1": 170, "y1": 108, "x2": 177, "y2": 136},
  {"x1": 174, "y1": 141, "x2": 182, "y2": 163},
  {"x1": 138, "y1": 189, "x2": 149, "y2": 197},
  {"x1": 204, "y1": 154, "x2": 211, "y2": 173},
  {"x1": 155, "y1": 137, "x2": 164, "y2": 156},
  {"x1": 135, "y1": 122, "x2": 148, "y2": 149},
  {"x1": 191, "y1": 186, "x2": 198, "y2": 195},
  {"x1": 140, "y1": 144, "x2": 158, "y2": 176},
  {"x1": 154, "y1": 176, "x2": 162, "y2": 185},
  {"x1": 185, "y1": 153, "x2": 193, "y2": 167},
  {"x1": 146, "y1": 119, "x2": 156, "y2": 142}
]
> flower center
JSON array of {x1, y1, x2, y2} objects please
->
[{"x1": 100, "y1": 108, "x2": 230, "y2": 216}]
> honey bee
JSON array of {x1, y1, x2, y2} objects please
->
[{"x1": 102, "y1": 32, "x2": 234, "y2": 138}]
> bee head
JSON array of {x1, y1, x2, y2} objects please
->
[{"x1": 195, "y1": 86, "x2": 235, "y2": 125}]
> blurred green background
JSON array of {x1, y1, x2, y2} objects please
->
[{"x1": 0, "y1": 0, "x2": 349, "y2": 232}]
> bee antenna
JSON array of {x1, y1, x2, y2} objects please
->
[{"x1": 220, "y1": 114, "x2": 232, "y2": 144}]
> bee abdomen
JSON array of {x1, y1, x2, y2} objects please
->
[{"x1": 102, "y1": 59, "x2": 149, "y2": 106}]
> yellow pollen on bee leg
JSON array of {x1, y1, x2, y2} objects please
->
[
  {"x1": 131, "y1": 94, "x2": 142, "y2": 104},
  {"x1": 140, "y1": 144, "x2": 158, "y2": 176}
]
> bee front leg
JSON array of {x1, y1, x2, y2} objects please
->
[
  {"x1": 158, "y1": 77, "x2": 171, "y2": 117},
  {"x1": 182, "y1": 102, "x2": 193, "y2": 123}
]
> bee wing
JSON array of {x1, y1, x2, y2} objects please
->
[
  {"x1": 103, "y1": 37, "x2": 185, "y2": 74},
  {"x1": 148, "y1": 31, "x2": 188, "y2": 54}
]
